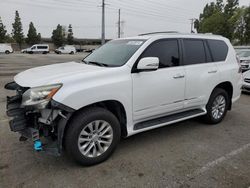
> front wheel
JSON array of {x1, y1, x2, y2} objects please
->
[
  {"x1": 65, "y1": 107, "x2": 121, "y2": 166},
  {"x1": 203, "y1": 88, "x2": 229, "y2": 124},
  {"x1": 5, "y1": 50, "x2": 10, "y2": 54}
]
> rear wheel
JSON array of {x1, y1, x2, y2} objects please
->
[
  {"x1": 65, "y1": 107, "x2": 121, "y2": 166},
  {"x1": 5, "y1": 50, "x2": 10, "y2": 54},
  {"x1": 203, "y1": 88, "x2": 229, "y2": 124},
  {"x1": 70, "y1": 51, "x2": 74, "y2": 54}
]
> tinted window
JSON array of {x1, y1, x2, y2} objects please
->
[
  {"x1": 140, "y1": 40, "x2": 180, "y2": 68},
  {"x1": 207, "y1": 40, "x2": 228, "y2": 62},
  {"x1": 183, "y1": 39, "x2": 206, "y2": 65},
  {"x1": 37, "y1": 46, "x2": 48, "y2": 49}
]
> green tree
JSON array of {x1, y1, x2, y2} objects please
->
[
  {"x1": 0, "y1": 17, "x2": 7, "y2": 43},
  {"x1": 195, "y1": 0, "x2": 225, "y2": 33},
  {"x1": 232, "y1": 7, "x2": 245, "y2": 45},
  {"x1": 26, "y1": 22, "x2": 41, "y2": 45},
  {"x1": 244, "y1": 6, "x2": 250, "y2": 44},
  {"x1": 67, "y1": 24, "x2": 74, "y2": 45},
  {"x1": 51, "y1": 24, "x2": 66, "y2": 47},
  {"x1": 223, "y1": 0, "x2": 239, "y2": 39},
  {"x1": 195, "y1": 0, "x2": 240, "y2": 40},
  {"x1": 37, "y1": 33, "x2": 41, "y2": 43},
  {"x1": 200, "y1": 12, "x2": 226, "y2": 35},
  {"x1": 12, "y1": 10, "x2": 24, "y2": 48},
  {"x1": 5, "y1": 34, "x2": 15, "y2": 43}
]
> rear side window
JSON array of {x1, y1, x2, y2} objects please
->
[
  {"x1": 140, "y1": 39, "x2": 180, "y2": 68},
  {"x1": 37, "y1": 46, "x2": 48, "y2": 49},
  {"x1": 183, "y1": 39, "x2": 206, "y2": 65},
  {"x1": 207, "y1": 40, "x2": 228, "y2": 62}
]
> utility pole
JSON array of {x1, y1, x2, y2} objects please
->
[
  {"x1": 190, "y1": 18, "x2": 195, "y2": 33},
  {"x1": 118, "y1": 9, "x2": 121, "y2": 38},
  {"x1": 101, "y1": 0, "x2": 105, "y2": 45}
]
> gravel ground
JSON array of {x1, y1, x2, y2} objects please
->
[{"x1": 0, "y1": 53, "x2": 250, "y2": 188}]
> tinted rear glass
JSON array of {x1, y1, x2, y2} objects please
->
[
  {"x1": 207, "y1": 40, "x2": 228, "y2": 62},
  {"x1": 183, "y1": 39, "x2": 206, "y2": 65}
]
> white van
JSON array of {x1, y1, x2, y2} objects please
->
[
  {"x1": 22, "y1": 44, "x2": 49, "y2": 54},
  {"x1": 55, "y1": 45, "x2": 76, "y2": 54},
  {"x1": 0, "y1": 43, "x2": 13, "y2": 54}
]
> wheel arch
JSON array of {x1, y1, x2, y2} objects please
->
[
  {"x1": 211, "y1": 81, "x2": 233, "y2": 110},
  {"x1": 62, "y1": 100, "x2": 128, "y2": 146}
]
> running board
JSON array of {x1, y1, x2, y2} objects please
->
[{"x1": 134, "y1": 109, "x2": 206, "y2": 130}]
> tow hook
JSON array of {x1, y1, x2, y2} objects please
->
[{"x1": 34, "y1": 140, "x2": 42, "y2": 151}]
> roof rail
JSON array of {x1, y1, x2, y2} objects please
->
[{"x1": 139, "y1": 31, "x2": 179, "y2": 36}]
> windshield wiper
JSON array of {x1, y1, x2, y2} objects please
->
[{"x1": 82, "y1": 60, "x2": 109, "y2": 67}]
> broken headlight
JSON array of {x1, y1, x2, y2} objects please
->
[{"x1": 22, "y1": 84, "x2": 62, "y2": 109}]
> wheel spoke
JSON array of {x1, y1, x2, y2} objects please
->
[
  {"x1": 83, "y1": 142, "x2": 95, "y2": 155},
  {"x1": 211, "y1": 95, "x2": 226, "y2": 120},
  {"x1": 92, "y1": 145, "x2": 97, "y2": 157},
  {"x1": 96, "y1": 141, "x2": 104, "y2": 153},
  {"x1": 78, "y1": 120, "x2": 113, "y2": 158},
  {"x1": 79, "y1": 137, "x2": 91, "y2": 143},
  {"x1": 100, "y1": 126, "x2": 111, "y2": 136}
]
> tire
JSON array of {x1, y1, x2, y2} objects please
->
[
  {"x1": 43, "y1": 51, "x2": 47, "y2": 54},
  {"x1": 5, "y1": 50, "x2": 10, "y2": 54},
  {"x1": 203, "y1": 88, "x2": 229, "y2": 124},
  {"x1": 65, "y1": 107, "x2": 121, "y2": 166},
  {"x1": 70, "y1": 51, "x2": 74, "y2": 54}
]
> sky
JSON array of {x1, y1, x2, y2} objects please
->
[{"x1": 0, "y1": 0, "x2": 250, "y2": 39}]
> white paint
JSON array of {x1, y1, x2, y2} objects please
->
[{"x1": 193, "y1": 143, "x2": 250, "y2": 177}]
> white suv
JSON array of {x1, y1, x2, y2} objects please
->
[{"x1": 5, "y1": 33, "x2": 242, "y2": 166}]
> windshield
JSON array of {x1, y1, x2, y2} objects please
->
[
  {"x1": 238, "y1": 51, "x2": 250, "y2": 58},
  {"x1": 83, "y1": 39, "x2": 146, "y2": 67}
]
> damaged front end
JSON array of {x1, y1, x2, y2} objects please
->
[{"x1": 5, "y1": 81, "x2": 74, "y2": 155}]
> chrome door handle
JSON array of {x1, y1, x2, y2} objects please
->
[
  {"x1": 173, "y1": 75, "x2": 185, "y2": 79},
  {"x1": 208, "y1": 70, "x2": 217, "y2": 74}
]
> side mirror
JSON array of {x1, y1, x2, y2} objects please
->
[{"x1": 137, "y1": 57, "x2": 159, "y2": 72}]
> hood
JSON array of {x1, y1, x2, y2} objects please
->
[
  {"x1": 14, "y1": 61, "x2": 105, "y2": 87},
  {"x1": 240, "y1": 56, "x2": 250, "y2": 61}
]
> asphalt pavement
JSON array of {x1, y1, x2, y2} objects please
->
[{"x1": 0, "y1": 53, "x2": 250, "y2": 188}]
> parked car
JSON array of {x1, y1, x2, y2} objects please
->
[
  {"x1": 238, "y1": 50, "x2": 250, "y2": 72},
  {"x1": 21, "y1": 44, "x2": 49, "y2": 54},
  {"x1": 0, "y1": 43, "x2": 13, "y2": 54},
  {"x1": 5, "y1": 33, "x2": 242, "y2": 166},
  {"x1": 242, "y1": 70, "x2": 250, "y2": 92},
  {"x1": 84, "y1": 48, "x2": 95, "y2": 53},
  {"x1": 55, "y1": 45, "x2": 76, "y2": 54}
]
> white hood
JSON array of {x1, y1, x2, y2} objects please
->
[{"x1": 14, "y1": 61, "x2": 105, "y2": 87}]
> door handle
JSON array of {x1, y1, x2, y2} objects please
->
[
  {"x1": 208, "y1": 70, "x2": 217, "y2": 74},
  {"x1": 173, "y1": 74, "x2": 185, "y2": 79}
]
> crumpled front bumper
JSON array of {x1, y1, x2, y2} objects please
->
[{"x1": 5, "y1": 81, "x2": 74, "y2": 155}]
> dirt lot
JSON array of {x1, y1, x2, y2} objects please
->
[{"x1": 0, "y1": 53, "x2": 250, "y2": 188}]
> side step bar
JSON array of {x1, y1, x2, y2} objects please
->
[{"x1": 134, "y1": 109, "x2": 206, "y2": 130}]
